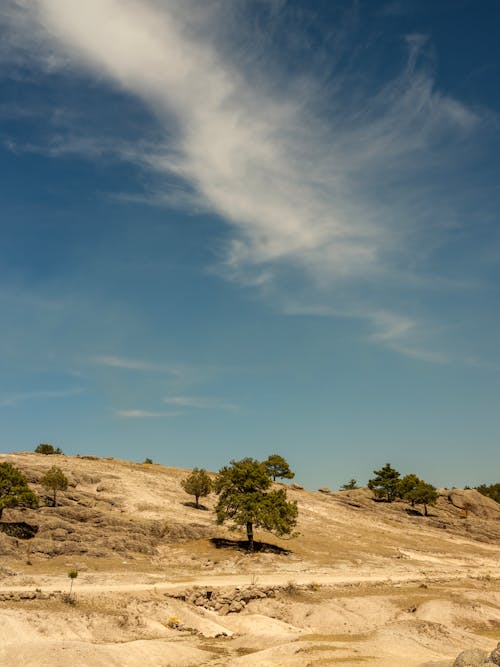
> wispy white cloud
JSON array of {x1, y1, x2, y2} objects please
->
[
  {"x1": 115, "y1": 409, "x2": 182, "y2": 418},
  {"x1": 93, "y1": 355, "x2": 180, "y2": 375},
  {"x1": 163, "y1": 395, "x2": 238, "y2": 411},
  {"x1": 1, "y1": 0, "x2": 489, "y2": 362},
  {"x1": 0, "y1": 387, "x2": 84, "y2": 407}
]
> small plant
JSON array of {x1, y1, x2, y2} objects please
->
[
  {"x1": 68, "y1": 569, "x2": 78, "y2": 597},
  {"x1": 284, "y1": 579, "x2": 298, "y2": 595},
  {"x1": 40, "y1": 466, "x2": 68, "y2": 506},
  {"x1": 340, "y1": 479, "x2": 358, "y2": 490},
  {"x1": 143, "y1": 457, "x2": 153, "y2": 465},
  {"x1": 166, "y1": 616, "x2": 181, "y2": 629},
  {"x1": 308, "y1": 581, "x2": 321, "y2": 591}
]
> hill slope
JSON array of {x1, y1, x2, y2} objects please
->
[{"x1": 1, "y1": 452, "x2": 499, "y2": 666}]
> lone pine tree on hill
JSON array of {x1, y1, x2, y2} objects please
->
[
  {"x1": 181, "y1": 468, "x2": 212, "y2": 508},
  {"x1": 215, "y1": 457, "x2": 298, "y2": 551},
  {"x1": 40, "y1": 466, "x2": 68, "y2": 506},
  {"x1": 0, "y1": 462, "x2": 39, "y2": 520},
  {"x1": 368, "y1": 463, "x2": 401, "y2": 502},
  {"x1": 264, "y1": 454, "x2": 295, "y2": 482}
]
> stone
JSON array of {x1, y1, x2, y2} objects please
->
[
  {"x1": 453, "y1": 649, "x2": 489, "y2": 667},
  {"x1": 489, "y1": 643, "x2": 500, "y2": 665}
]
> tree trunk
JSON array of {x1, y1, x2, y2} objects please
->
[
  {"x1": 195, "y1": 494, "x2": 199, "y2": 508},
  {"x1": 246, "y1": 521, "x2": 254, "y2": 551},
  {"x1": 424, "y1": 504, "x2": 428, "y2": 516},
  {"x1": 0, "y1": 507, "x2": 3, "y2": 520},
  {"x1": 53, "y1": 489, "x2": 57, "y2": 507}
]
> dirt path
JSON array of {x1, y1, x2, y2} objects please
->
[{"x1": 0, "y1": 569, "x2": 479, "y2": 595}]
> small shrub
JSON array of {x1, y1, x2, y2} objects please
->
[
  {"x1": 143, "y1": 458, "x2": 153, "y2": 465},
  {"x1": 68, "y1": 569, "x2": 78, "y2": 597},
  {"x1": 284, "y1": 580, "x2": 298, "y2": 595},
  {"x1": 165, "y1": 616, "x2": 181, "y2": 629},
  {"x1": 35, "y1": 443, "x2": 62, "y2": 455}
]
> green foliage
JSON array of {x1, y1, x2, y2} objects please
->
[
  {"x1": 68, "y1": 569, "x2": 78, "y2": 598},
  {"x1": 475, "y1": 483, "x2": 500, "y2": 504},
  {"x1": 181, "y1": 468, "x2": 212, "y2": 508},
  {"x1": 264, "y1": 454, "x2": 295, "y2": 481},
  {"x1": 368, "y1": 463, "x2": 400, "y2": 502},
  {"x1": 405, "y1": 481, "x2": 438, "y2": 516},
  {"x1": 397, "y1": 473, "x2": 420, "y2": 503},
  {"x1": 40, "y1": 466, "x2": 68, "y2": 506},
  {"x1": 340, "y1": 478, "x2": 358, "y2": 490},
  {"x1": 143, "y1": 457, "x2": 153, "y2": 465},
  {"x1": 35, "y1": 443, "x2": 62, "y2": 455},
  {"x1": 0, "y1": 462, "x2": 39, "y2": 520},
  {"x1": 215, "y1": 457, "x2": 298, "y2": 551}
]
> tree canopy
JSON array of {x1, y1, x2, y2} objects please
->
[
  {"x1": 181, "y1": 468, "x2": 212, "y2": 508},
  {"x1": 214, "y1": 457, "x2": 298, "y2": 551},
  {"x1": 405, "y1": 481, "x2": 438, "y2": 515},
  {"x1": 476, "y1": 483, "x2": 500, "y2": 504},
  {"x1": 264, "y1": 454, "x2": 295, "y2": 481},
  {"x1": 340, "y1": 478, "x2": 358, "y2": 491},
  {"x1": 368, "y1": 463, "x2": 400, "y2": 502},
  {"x1": 0, "y1": 462, "x2": 39, "y2": 519},
  {"x1": 35, "y1": 443, "x2": 62, "y2": 455},
  {"x1": 40, "y1": 466, "x2": 68, "y2": 506}
]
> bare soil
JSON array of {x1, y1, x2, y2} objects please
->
[{"x1": 1, "y1": 452, "x2": 499, "y2": 666}]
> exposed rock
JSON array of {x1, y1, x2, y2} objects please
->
[
  {"x1": 317, "y1": 487, "x2": 330, "y2": 494},
  {"x1": 447, "y1": 489, "x2": 500, "y2": 520},
  {"x1": 453, "y1": 648, "x2": 489, "y2": 666},
  {"x1": 489, "y1": 642, "x2": 500, "y2": 665}
]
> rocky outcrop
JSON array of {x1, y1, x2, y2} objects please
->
[
  {"x1": 168, "y1": 585, "x2": 278, "y2": 615},
  {"x1": 453, "y1": 643, "x2": 500, "y2": 667}
]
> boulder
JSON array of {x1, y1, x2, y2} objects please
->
[
  {"x1": 489, "y1": 642, "x2": 500, "y2": 665},
  {"x1": 453, "y1": 648, "x2": 489, "y2": 667}
]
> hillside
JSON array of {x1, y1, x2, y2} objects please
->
[{"x1": 1, "y1": 452, "x2": 500, "y2": 666}]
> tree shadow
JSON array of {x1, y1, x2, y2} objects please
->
[
  {"x1": 182, "y1": 501, "x2": 209, "y2": 511},
  {"x1": 405, "y1": 507, "x2": 435, "y2": 517},
  {"x1": 0, "y1": 522, "x2": 39, "y2": 539},
  {"x1": 210, "y1": 537, "x2": 292, "y2": 555}
]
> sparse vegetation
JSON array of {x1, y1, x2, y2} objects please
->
[
  {"x1": 181, "y1": 468, "x2": 213, "y2": 508},
  {"x1": 40, "y1": 466, "x2": 68, "y2": 506},
  {"x1": 368, "y1": 466, "x2": 438, "y2": 515},
  {"x1": 476, "y1": 483, "x2": 500, "y2": 504},
  {"x1": 143, "y1": 457, "x2": 153, "y2": 465},
  {"x1": 264, "y1": 454, "x2": 295, "y2": 482},
  {"x1": 35, "y1": 443, "x2": 62, "y2": 455},
  {"x1": 340, "y1": 479, "x2": 358, "y2": 490},
  {"x1": 0, "y1": 462, "x2": 39, "y2": 519},
  {"x1": 214, "y1": 457, "x2": 298, "y2": 551},
  {"x1": 68, "y1": 569, "x2": 78, "y2": 598}
]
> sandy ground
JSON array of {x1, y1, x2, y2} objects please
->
[{"x1": 1, "y1": 452, "x2": 499, "y2": 666}]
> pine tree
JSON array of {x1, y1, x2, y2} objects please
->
[
  {"x1": 215, "y1": 457, "x2": 298, "y2": 551},
  {"x1": 181, "y1": 468, "x2": 212, "y2": 508},
  {"x1": 0, "y1": 463, "x2": 39, "y2": 519},
  {"x1": 40, "y1": 466, "x2": 68, "y2": 506},
  {"x1": 264, "y1": 454, "x2": 295, "y2": 481},
  {"x1": 368, "y1": 463, "x2": 400, "y2": 502}
]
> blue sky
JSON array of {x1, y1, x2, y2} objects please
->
[{"x1": 1, "y1": 0, "x2": 500, "y2": 490}]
